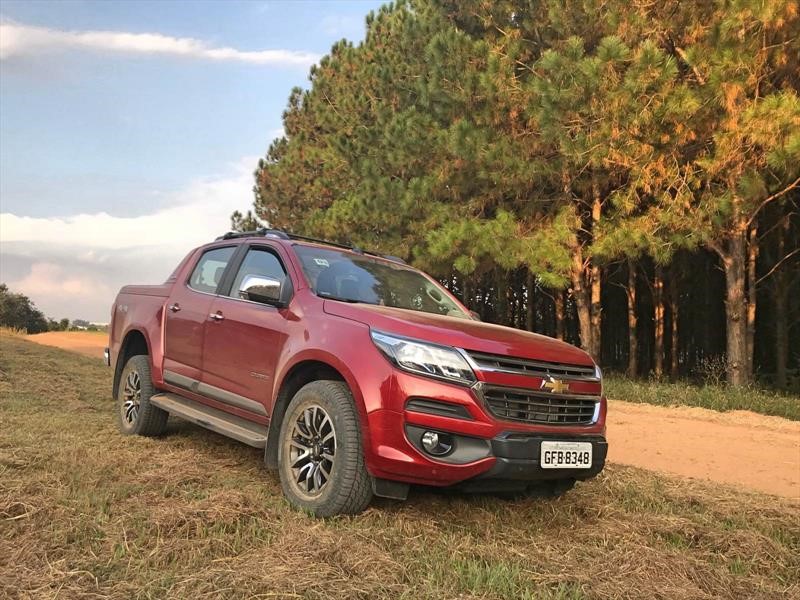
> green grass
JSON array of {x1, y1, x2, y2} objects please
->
[
  {"x1": 1, "y1": 332, "x2": 799, "y2": 599},
  {"x1": 606, "y1": 375, "x2": 800, "y2": 420}
]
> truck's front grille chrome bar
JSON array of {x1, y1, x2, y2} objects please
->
[
  {"x1": 463, "y1": 350, "x2": 598, "y2": 381},
  {"x1": 477, "y1": 384, "x2": 599, "y2": 426}
]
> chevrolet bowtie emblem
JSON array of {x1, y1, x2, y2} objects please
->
[{"x1": 540, "y1": 375, "x2": 569, "y2": 394}]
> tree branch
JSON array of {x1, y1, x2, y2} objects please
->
[
  {"x1": 611, "y1": 280, "x2": 636, "y2": 303},
  {"x1": 746, "y1": 176, "x2": 800, "y2": 227},
  {"x1": 756, "y1": 247, "x2": 800, "y2": 286},
  {"x1": 707, "y1": 239, "x2": 726, "y2": 261},
  {"x1": 756, "y1": 213, "x2": 793, "y2": 242},
  {"x1": 673, "y1": 45, "x2": 706, "y2": 85}
]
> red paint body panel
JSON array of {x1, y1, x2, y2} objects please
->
[
  {"x1": 323, "y1": 301, "x2": 594, "y2": 367},
  {"x1": 163, "y1": 285, "x2": 213, "y2": 381},
  {"x1": 109, "y1": 237, "x2": 607, "y2": 488},
  {"x1": 202, "y1": 295, "x2": 292, "y2": 402}
]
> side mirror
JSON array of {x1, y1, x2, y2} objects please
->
[
  {"x1": 469, "y1": 310, "x2": 481, "y2": 321},
  {"x1": 239, "y1": 274, "x2": 290, "y2": 307}
]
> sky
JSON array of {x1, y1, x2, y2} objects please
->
[{"x1": 0, "y1": 0, "x2": 383, "y2": 322}]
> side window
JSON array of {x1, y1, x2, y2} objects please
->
[
  {"x1": 229, "y1": 247, "x2": 287, "y2": 298},
  {"x1": 188, "y1": 247, "x2": 236, "y2": 294}
]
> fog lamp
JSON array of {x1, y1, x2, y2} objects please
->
[{"x1": 421, "y1": 431, "x2": 453, "y2": 456}]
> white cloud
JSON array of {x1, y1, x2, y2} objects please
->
[
  {"x1": 12, "y1": 262, "x2": 112, "y2": 300},
  {"x1": 1, "y1": 156, "x2": 258, "y2": 250},
  {"x1": 0, "y1": 157, "x2": 261, "y2": 321},
  {"x1": 0, "y1": 20, "x2": 320, "y2": 67}
]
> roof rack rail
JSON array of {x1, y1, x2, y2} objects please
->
[
  {"x1": 382, "y1": 255, "x2": 406, "y2": 264},
  {"x1": 215, "y1": 228, "x2": 290, "y2": 241},
  {"x1": 214, "y1": 228, "x2": 408, "y2": 264},
  {"x1": 283, "y1": 232, "x2": 354, "y2": 251}
]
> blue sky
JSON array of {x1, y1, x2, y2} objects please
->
[{"x1": 0, "y1": 0, "x2": 383, "y2": 321}]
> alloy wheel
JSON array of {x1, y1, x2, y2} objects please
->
[
  {"x1": 122, "y1": 370, "x2": 141, "y2": 425},
  {"x1": 288, "y1": 404, "x2": 336, "y2": 495}
]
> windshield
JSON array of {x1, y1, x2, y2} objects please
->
[{"x1": 294, "y1": 245, "x2": 469, "y2": 318}]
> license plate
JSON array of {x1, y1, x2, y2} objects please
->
[{"x1": 540, "y1": 441, "x2": 593, "y2": 469}]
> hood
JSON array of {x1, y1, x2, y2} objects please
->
[{"x1": 324, "y1": 301, "x2": 594, "y2": 367}]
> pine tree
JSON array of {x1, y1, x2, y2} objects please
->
[
  {"x1": 239, "y1": 0, "x2": 800, "y2": 386},
  {"x1": 230, "y1": 210, "x2": 263, "y2": 232}
]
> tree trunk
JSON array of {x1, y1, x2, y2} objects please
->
[
  {"x1": 719, "y1": 229, "x2": 750, "y2": 386},
  {"x1": 508, "y1": 275, "x2": 517, "y2": 328},
  {"x1": 746, "y1": 224, "x2": 758, "y2": 380},
  {"x1": 570, "y1": 251, "x2": 592, "y2": 355},
  {"x1": 525, "y1": 271, "x2": 535, "y2": 332},
  {"x1": 774, "y1": 270, "x2": 788, "y2": 389},
  {"x1": 627, "y1": 262, "x2": 638, "y2": 377},
  {"x1": 588, "y1": 178, "x2": 603, "y2": 360},
  {"x1": 565, "y1": 169, "x2": 593, "y2": 356},
  {"x1": 774, "y1": 218, "x2": 788, "y2": 389},
  {"x1": 462, "y1": 275, "x2": 472, "y2": 311},
  {"x1": 653, "y1": 266, "x2": 665, "y2": 378},
  {"x1": 495, "y1": 268, "x2": 508, "y2": 326},
  {"x1": 513, "y1": 271, "x2": 519, "y2": 327},
  {"x1": 670, "y1": 282, "x2": 679, "y2": 379},
  {"x1": 554, "y1": 290, "x2": 565, "y2": 341},
  {"x1": 572, "y1": 273, "x2": 594, "y2": 358},
  {"x1": 589, "y1": 264, "x2": 602, "y2": 360},
  {"x1": 480, "y1": 282, "x2": 489, "y2": 321},
  {"x1": 702, "y1": 256, "x2": 713, "y2": 364}
]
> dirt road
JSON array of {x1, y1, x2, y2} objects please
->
[
  {"x1": 27, "y1": 331, "x2": 107, "y2": 359},
  {"x1": 607, "y1": 401, "x2": 799, "y2": 499},
  {"x1": 26, "y1": 332, "x2": 800, "y2": 500}
]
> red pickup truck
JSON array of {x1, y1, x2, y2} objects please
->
[{"x1": 107, "y1": 229, "x2": 607, "y2": 516}]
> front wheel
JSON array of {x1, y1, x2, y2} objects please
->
[
  {"x1": 115, "y1": 355, "x2": 168, "y2": 437},
  {"x1": 277, "y1": 380, "x2": 373, "y2": 517}
]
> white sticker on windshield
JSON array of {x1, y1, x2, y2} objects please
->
[{"x1": 313, "y1": 258, "x2": 330, "y2": 267}]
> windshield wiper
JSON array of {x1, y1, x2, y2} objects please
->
[{"x1": 318, "y1": 293, "x2": 362, "y2": 304}]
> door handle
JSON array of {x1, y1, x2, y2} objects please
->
[
  {"x1": 209, "y1": 312, "x2": 224, "y2": 322},
  {"x1": 168, "y1": 303, "x2": 181, "y2": 313}
]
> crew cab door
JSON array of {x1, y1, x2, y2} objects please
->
[
  {"x1": 200, "y1": 243, "x2": 294, "y2": 418},
  {"x1": 163, "y1": 245, "x2": 237, "y2": 382}
]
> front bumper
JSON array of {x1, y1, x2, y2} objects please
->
[
  {"x1": 362, "y1": 367, "x2": 608, "y2": 488},
  {"x1": 458, "y1": 433, "x2": 607, "y2": 492},
  {"x1": 402, "y1": 424, "x2": 606, "y2": 487}
]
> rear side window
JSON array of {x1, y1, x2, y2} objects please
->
[
  {"x1": 229, "y1": 247, "x2": 287, "y2": 297},
  {"x1": 188, "y1": 247, "x2": 235, "y2": 294},
  {"x1": 165, "y1": 251, "x2": 193, "y2": 283}
]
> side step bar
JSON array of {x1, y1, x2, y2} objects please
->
[{"x1": 150, "y1": 392, "x2": 267, "y2": 448}]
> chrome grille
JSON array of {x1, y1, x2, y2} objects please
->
[
  {"x1": 465, "y1": 351, "x2": 597, "y2": 380},
  {"x1": 480, "y1": 385, "x2": 598, "y2": 425}
]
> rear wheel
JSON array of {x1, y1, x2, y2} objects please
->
[
  {"x1": 277, "y1": 380, "x2": 372, "y2": 517},
  {"x1": 115, "y1": 355, "x2": 168, "y2": 437}
]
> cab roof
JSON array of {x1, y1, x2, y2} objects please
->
[{"x1": 214, "y1": 228, "x2": 407, "y2": 265}]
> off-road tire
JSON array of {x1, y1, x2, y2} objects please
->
[
  {"x1": 115, "y1": 355, "x2": 168, "y2": 437},
  {"x1": 278, "y1": 380, "x2": 373, "y2": 517}
]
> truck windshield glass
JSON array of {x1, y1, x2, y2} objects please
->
[{"x1": 294, "y1": 245, "x2": 469, "y2": 318}]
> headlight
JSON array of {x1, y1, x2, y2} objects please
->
[
  {"x1": 594, "y1": 364, "x2": 604, "y2": 396},
  {"x1": 370, "y1": 330, "x2": 476, "y2": 385}
]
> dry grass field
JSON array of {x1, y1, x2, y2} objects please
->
[{"x1": 1, "y1": 331, "x2": 799, "y2": 599}]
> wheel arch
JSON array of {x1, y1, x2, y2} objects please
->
[
  {"x1": 113, "y1": 329, "x2": 151, "y2": 398},
  {"x1": 265, "y1": 357, "x2": 359, "y2": 470}
]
